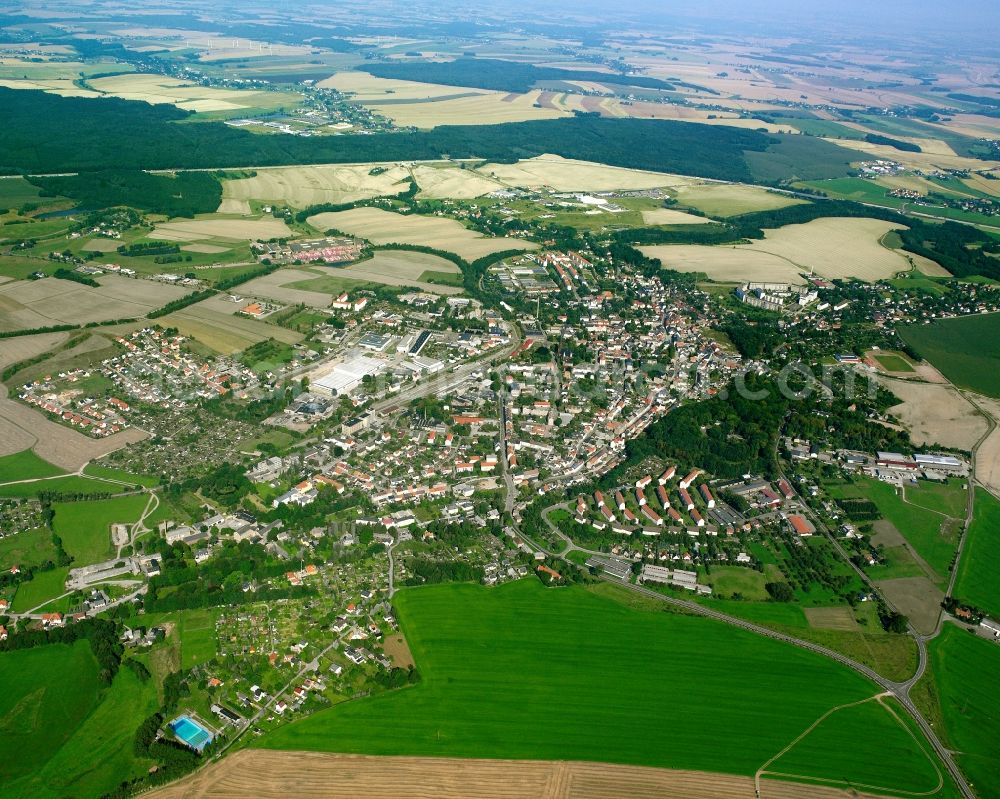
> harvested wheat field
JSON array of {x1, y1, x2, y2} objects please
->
[
  {"x1": 238, "y1": 268, "x2": 333, "y2": 307},
  {"x1": 145, "y1": 750, "x2": 901, "y2": 799},
  {"x1": 372, "y1": 90, "x2": 567, "y2": 127},
  {"x1": 163, "y1": 298, "x2": 302, "y2": 355},
  {"x1": 86, "y1": 73, "x2": 280, "y2": 112},
  {"x1": 640, "y1": 245, "x2": 806, "y2": 284},
  {"x1": 152, "y1": 216, "x2": 292, "y2": 242},
  {"x1": 644, "y1": 218, "x2": 912, "y2": 283},
  {"x1": 640, "y1": 208, "x2": 714, "y2": 225},
  {"x1": 971, "y1": 395, "x2": 1000, "y2": 498},
  {"x1": 319, "y1": 71, "x2": 494, "y2": 102},
  {"x1": 804, "y1": 607, "x2": 859, "y2": 631},
  {"x1": 222, "y1": 164, "x2": 413, "y2": 209},
  {"x1": 411, "y1": 164, "x2": 505, "y2": 199},
  {"x1": 477, "y1": 155, "x2": 693, "y2": 192},
  {"x1": 0, "y1": 275, "x2": 191, "y2": 332},
  {"x1": 307, "y1": 207, "x2": 536, "y2": 261},
  {"x1": 879, "y1": 376, "x2": 987, "y2": 450},
  {"x1": 876, "y1": 577, "x2": 944, "y2": 636},
  {"x1": 340, "y1": 251, "x2": 464, "y2": 294}
]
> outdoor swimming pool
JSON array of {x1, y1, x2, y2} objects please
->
[{"x1": 169, "y1": 715, "x2": 213, "y2": 750}]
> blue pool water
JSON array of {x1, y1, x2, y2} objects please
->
[{"x1": 169, "y1": 715, "x2": 213, "y2": 750}]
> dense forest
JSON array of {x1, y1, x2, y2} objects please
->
[
  {"x1": 31, "y1": 169, "x2": 223, "y2": 217},
  {"x1": 863, "y1": 133, "x2": 922, "y2": 153},
  {"x1": 360, "y1": 58, "x2": 674, "y2": 93},
  {"x1": 3, "y1": 88, "x2": 804, "y2": 184}
]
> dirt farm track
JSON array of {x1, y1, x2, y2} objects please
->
[{"x1": 146, "y1": 750, "x2": 905, "y2": 799}]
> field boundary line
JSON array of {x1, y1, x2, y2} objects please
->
[{"x1": 755, "y1": 692, "x2": 944, "y2": 798}]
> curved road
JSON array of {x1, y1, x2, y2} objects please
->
[{"x1": 518, "y1": 505, "x2": 975, "y2": 799}]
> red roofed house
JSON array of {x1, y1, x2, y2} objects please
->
[{"x1": 788, "y1": 515, "x2": 815, "y2": 536}]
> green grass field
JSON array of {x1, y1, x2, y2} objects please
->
[
  {"x1": 0, "y1": 176, "x2": 45, "y2": 207},
  {"x1": 0, "y1": 640, "x2": 102, "y2": 785},
  {"x1": 52, "y1": 494, "x2": 151, "y2": 565},
  {"x1": 11, "y1": 566, "x2": 68, "y2": 611},
  {"x1": 260, "y1": 580, "x2": 944, "y2": 792},
  {"x1": 921, "y1": 624, "x2": 1000, "y2": 799},
  {"x1": 874, "y1": 352, "x2": 916, "y2": 372},
  {"x1": 0, "y1": 450, "x2": 65, "y2": 483},
  {"x1": 1, "y1": 643, "x2": 158, "y2": 799},
  {"x1": 828, "y1": 477, "x2": 958, "y2": 580},
  {"x1": 899, "y1": 314, "x2": 1000, "y2": 398},
  {"x1": 0, "y1": 527, "x2": 58, "y2": 571},
  {"x1": 953, "y1": 488, "x2": 1000, "y2": 617},
  {"x1": 765, "y1": 695, "x2": 943, "y2": 794},
  {"x1": 82, "y1": 463, "x2": 160, "y2": 488},
  {"x1": 700, "y1": 565, "x2": 768, "y2": 599},
  {"x1": 130, "y1": 607, "x2": 219, "y2": 669},
  {"x1": 906, "y1": 479, "x2": 969, "y2": 519}
]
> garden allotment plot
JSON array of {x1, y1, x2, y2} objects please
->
[{"x1": 261, "y1": 580, "x2": 946, "y2": 795}]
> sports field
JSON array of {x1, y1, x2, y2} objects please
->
[
  {"x1": 873, "y1": 352, "x2": 915, "y2": 372},
  {"x1": 920, "y1": 624, "x2": 1000, "y2": 799},
  {"x1": 260, "y1": 580, "x2": 944, "y2": 793},
  {"x1": 952, "y1": 488, "x2": 1000, "y2": 618},
  {"x1": 898, "y1": 313, "x2": 1000, "y2": 398},
  {"x1": 306, "y1": 207, "x2": 536, "y2": 260}
]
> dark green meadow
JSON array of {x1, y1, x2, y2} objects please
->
[
  {"x1": 260, "y1": 580, "x2": 947, "y2": 793},
  {"x1": 0, "y1": 640, "x2": 159, "y2": 799},
  {"x1": 898, "y1": 313, "x2": 1000, "y2": 397},
  {"x1": 920, "y1": 624, "x2": 1000, "y2": 799}
]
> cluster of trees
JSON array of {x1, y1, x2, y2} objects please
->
[
  {"x1": 404, "y1": 558, "x2": 484, "y2": 585},
  {"x1": 372, "y1": 665, "x2": 421, "y2": 689},
  {"x1": 863, "y1": 133, "x2": 922, "y2": 153},
  {"x1": 53, "y1": 267, "x2": 99, "y2": 287},
  {"x1": 118, "y1": 241, "x2": 180, "y2": 257},
  {"x1": 360, "y1": 57, "x2": 675, "y2": 94},
  {"x1": 147, "y1": 289, "x2": 214, "y2": 319}
]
